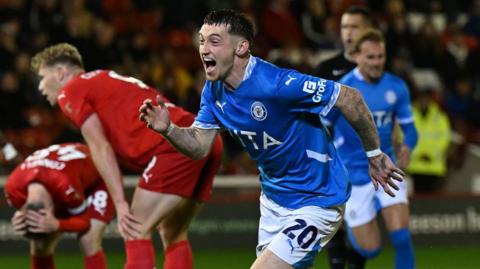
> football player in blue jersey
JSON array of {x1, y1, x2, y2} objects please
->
[
  {"x1": 324, "y1": 29, "x2": 417, "y2": 269},
  {"x1": 139, "y1": 9, "x2": 404, "y2": 269}
]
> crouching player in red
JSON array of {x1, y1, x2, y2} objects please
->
[{"x1": 4, "y1": 143, "x2": 114, "y2": 269}]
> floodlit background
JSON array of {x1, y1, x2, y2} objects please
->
[{"x1": 0, "y1": 0, "x2": 480, "y2": 268}]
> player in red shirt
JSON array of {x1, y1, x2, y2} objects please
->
[
  {"x1": 31, "y1": 43, "x2": 224, "y2": 269},
  {"x1": 4, "y1": 143, "x2": 114, "y2": 269}
]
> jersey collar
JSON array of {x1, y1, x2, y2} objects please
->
[
  {"x1": 242, "y1": 55, "x2": 257, "y2": 82},
  {"x1": 353, "y1": 67, "x2": 365, "y2": 81}
]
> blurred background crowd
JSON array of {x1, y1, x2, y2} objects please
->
[{"x1": 0, "y1": 0, "x2": 479, "y2": 180}]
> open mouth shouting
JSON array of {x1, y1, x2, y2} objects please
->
[{"x1": 202, "y1": 57, "x2": 217, "y2": 76}]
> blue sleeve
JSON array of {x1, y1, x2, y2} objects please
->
[
  {"x1": 400, "y1": 122, "x2": 418, "y2": 150},
  {"x1": 276, "y1": 70, "x2": 341, "y2": 117},
  {"x1": 396, "y1": 80, "x2": 418, "y2": 149},
  {"x1": 396, "y1": 80, "x2": 414, "y2": 125},
  {"x1": 193, "y1": 83, "x2": 221, "y2": 129}
]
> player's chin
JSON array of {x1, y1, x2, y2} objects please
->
[{"x1": 204, "y1": 73, "x2": 219, "y2": 82}]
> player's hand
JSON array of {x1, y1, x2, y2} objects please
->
[
  {"x1": 25, "y1": 208, "x2": 59, "y2": 233},
  {"x1": 139, "y1": 95, "x2": 171, "y2": 134},
  {"x1": 367, "y1": 153, "x2": 405, "y2": 197},
  {"x1": 396, "y1": 144, "x2": 411, "y2": 169},
  {"x1": 115, "y1": 201, "x2": 142, "y2": 240},
  {"x1": 11, "y1": 210, "x2": 27, "y2": 236}
]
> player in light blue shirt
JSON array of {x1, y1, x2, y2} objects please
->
[
  {"x1": 324, "y1": 29, "x2": 417, "y2": 269},
  {"x1": 139, "y1": 10, "x2": 404, "y2": 269}
]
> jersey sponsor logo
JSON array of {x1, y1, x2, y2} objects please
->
[
  {"x1": 230, "y1": 129, "x2": 283, "y2": 150},
  {"x1": 385, "y1": 90, "x2": 397, "y2": 104},
  {"x1": 285, "y1": 74, "x2": 297, "y2": 86},
  {"x1": 250, "y1": 101, "x2": 268, "y2": 121},
  {"x1": 372, "y1": 110, "x2": 393, "y2": 127},
  {"x1": 332, "y1": 69, "x2": 346, "y2": 76},
  {"x1": 302, "y1": 79, "x2": 327, "y2": 103},
  {"x1": 215, "y1": 100, "x2": 226, "y2": 113}
]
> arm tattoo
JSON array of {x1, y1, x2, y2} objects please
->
[
  {"x1": 186, "y1": 128, "x2": 200, "y2": 140},
  {"x1": 336, "y1": 85, "x2": 380, "y2": 151}
]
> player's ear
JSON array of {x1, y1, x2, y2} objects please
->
[
  {"x1": 235, "y1": 39, "x2": 250, "y2": 57},
  {"x1": 54, "y1": 65, "x2": 65, "y2": 81}
]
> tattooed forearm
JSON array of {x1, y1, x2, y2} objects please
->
[
  {"x1": 163, "y1": 126, "x2": 217, "y2": 160},
  {"x1": 335, "y1": 85, "x2": 380, "y2": 151}
]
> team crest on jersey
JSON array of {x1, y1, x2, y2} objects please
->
[
  {"x1": 250, "y1": 101, "x2": 268, "y2": 121},
  {"x1": 385, "y1": 90, "x2": 397, "y2": 104}
]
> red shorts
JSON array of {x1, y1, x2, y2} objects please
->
[
  {"x1": 86, "y1": 181, "x2": 115, "y2": 224},
  {"x1": 137, "y1": 135, "x2": 223, "y2": 201}
]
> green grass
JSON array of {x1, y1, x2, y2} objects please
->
[{"x1": 1, "y1": 246, "x2": 479, "y2": 268}]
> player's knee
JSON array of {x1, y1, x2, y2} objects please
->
[
  {"x1": 31, "y1": 239, "x2": 54, "y2": 256},
  {"x1": 346, "y1": 228, "x2": 381, "y2": 259},
  {"x1": 158, "y1": 224, "x2": 187, "y2": 246},
  {"x1": 390, "y1": 228, "x2": 412, "y2": 249},
  {"x1": 79, "y1": 231, "x2": 102, "y2": 255}
]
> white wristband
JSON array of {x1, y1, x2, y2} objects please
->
[
  {"x1": 366, "y1": 148, "x2": 382, "y2": 158},
  {"x1": 2, "y1": 143, "x2": 18, "y2": 161},
  {"x1": 163, "y1": 122, "x2": 175, "y2": 136}
]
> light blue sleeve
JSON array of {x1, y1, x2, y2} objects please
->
[
  {"x1": 396, "y1": 80, "x2": 414, "y2": 125},
  {"x1": 276, "y1": 70, "x2": 341, "y2": 117},
  {"x1": 192, "y1": 83, "x2": 221, "y2": 129},
  {"x1": 395, "y1": 79, "x2": 418, "y2": 149}
]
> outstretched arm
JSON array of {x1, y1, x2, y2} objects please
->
[
  {"x1": 139, "y1": 95, "x2": 218, "y2": 160},
  {"x1": 335, "y1": 85, "x2": 405, "y2": 197}
]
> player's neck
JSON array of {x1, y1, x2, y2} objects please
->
[
  {"x1": 63, "y1": 67, "x2": 84, "y2": 82},
  {"x1": 224, "y1": 55, "x2": 250, "y2": 90}
]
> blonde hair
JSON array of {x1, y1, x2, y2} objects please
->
[
  {"x1": 31, "y1": 43, "x2": 84, "y2": 73},
  {"x1": 352, "y1": 28, "x2": 385, "y2": 53}
]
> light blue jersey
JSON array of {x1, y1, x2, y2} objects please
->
[
  {"x1": 325, "y1": 68, "x2": 418, "y2": 185},
  {"x1": 193, "y1": 56, "x2": 351, "y2": 209}
]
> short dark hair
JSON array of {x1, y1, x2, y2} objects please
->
[
  {"x1": 352, "y1": 28, "x2": 385, "y2": 53},
  {"x1": 203, "y1": 9, "x2": 255, "y2": 46},
  {"x1": 344, "y1": 6, "x2": 373, "y2": 26}
]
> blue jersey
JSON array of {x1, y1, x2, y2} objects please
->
[
  {"x1": 193, "y1": 56, "x2": 350, "y2": 209},
  {"x1": 325, "y1": 68, "x2": 417, "y2": 185}
]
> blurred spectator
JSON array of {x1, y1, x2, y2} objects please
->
[
  {"x1": 260, "y1": 0, "x2": 304, "y2": 48},
  {"x1": 0, "y1": 0, "x2": 479, "y2": 176},
  {"x1": 84, "y1": 19, "x2": 122, "y2": 69},
  {"x1": 462, "y1": 0, "x2": 480, "y2": 38},
  {"x1": 407, "y1": 87, "x2": 451, "y2": 193},
  {"x1": 444, "y1": 75, "x2": 473, "y2": 131},
  {"x1": 301, "y1": 0, "x2": 339, "y2": 49},
  {"x1": 29, "y1": 0, "x2": 65, "y2": 42},
  {"x1": 0, "y1": 71, "x2": 29, "y2": 129}
]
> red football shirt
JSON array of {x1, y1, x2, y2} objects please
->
[
  {"x1": 5, "y1": 143, "x2": 101, "y2": 217},
  {"x1": 57, "y1": 70, "x2": 195, "y2": 170}
]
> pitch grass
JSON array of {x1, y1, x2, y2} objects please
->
[{"x1": 1, "y1": 246, "x2": 478, "y2": 268}]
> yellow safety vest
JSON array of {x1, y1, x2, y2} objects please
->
[{"x1": 407, "y1": 102, "x2": 451, "y2": 176}]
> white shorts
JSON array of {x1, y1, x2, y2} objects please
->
[
  {"x1": 256, "y1": 193, "x2": 344, "y2": 268},
  {"x1": 345, "y1": 180, "x2": 408, "y2": 228}
]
